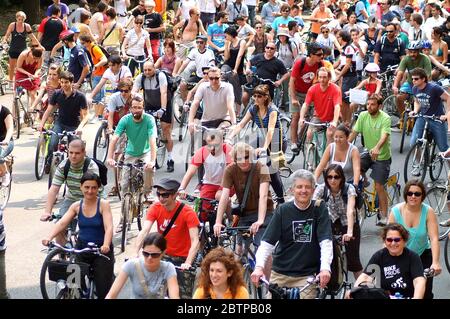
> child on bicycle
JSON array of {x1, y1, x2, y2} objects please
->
[{"x1": 348, "y1": 63, "x2": 382, "y2": 116}]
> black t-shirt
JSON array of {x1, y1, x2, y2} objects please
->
[
  {"x1": 250, "y1": 54, "x2": 287, "y2": 97},
  {"x1": 41, "y1": 18, "x2": 65, "y2": 51},
  {"x1": 0, "y1": 106, "x2": 12, "y2": 141},
  {"x1": 374, "y1": 37, "x2": 405, "y2": 72},
  {"x1": 364, "y1": 247, "x2": 423, "y2": 298},
  {"x1": 262, "y1": 200, "x2": 332, "y2": 277},
  {"x1": 50, "y1": 89, "x2": 88, "y2": 128},
  {"x1": 132, "y1": 8, "x2": 147, "y2": 18},
  {"x1": 144, "y1": 12, "x2": 163, "y2": 40}
]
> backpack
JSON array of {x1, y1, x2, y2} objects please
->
[
  {"x1": 140, "y1": 69, "x2": 177, "y2": 94},
  {"x1": 297, "y1": 56, "x2": 324, "y2": 74},
  {"x1": 380, "y1": 35, "x2": 401, "y2": 55},
  {"x1": 91, "y1": 44, "x2": 111, "y2": 60},
  {"x1": 322, "y1": 182, "x2": 364, "y2": 214},
  {"x1": 64, "y1": 157, "x2": 108, "y2": 186}
]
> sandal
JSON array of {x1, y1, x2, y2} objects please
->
[{"x1": 108, "y1": 186, "x2": 118, "y2": 197}]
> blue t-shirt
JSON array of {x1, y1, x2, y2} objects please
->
[
  {"x1": 412, "y1": 82, "x2": 445, "y2": 116},
  {"x1": 271, "y1": 16, "x2": 295, "y2": 34},
  {"x1": 381, "y1": 11, "x2": 397, "y2": 26},
  {"x1": 295, "y1": 16, "x2": 305, "y2": 28},
  {"x1": 207, "y1": 23, "x2": 229, "y2": 49},
  {"x1": 355, "y1": 1, "x2": 367, "y2": 22},
  {"x1": 68, "y1": 45, "x2": 88, "y2": 83},
  {"x1": 46, "y1": 3, "x2": 70, "y2": 19}
]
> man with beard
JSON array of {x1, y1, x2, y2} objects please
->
[
  {"x1": 349, "y1": 94, "x2": 391, "y2": 227},
  {"x1": 106, "y1": 94, "x2": 157, "y2": 201}
]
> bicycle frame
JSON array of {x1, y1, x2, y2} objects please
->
[{"x1": 363, "y1": 172, "x2": 400, "y2": 215}]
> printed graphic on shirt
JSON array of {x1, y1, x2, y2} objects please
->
[
  {"x1": 383, "y1": 264, "x2": 401, "y2": 279},
  {"x1": 391, "y1": 277, "x2": 407, "y2": 289},
  {"x1": 159, "y1": 219, "x2": 177, "y2": 233},
  {"x1": 301, "y1": 72, "x2": 315, "y2": 84},
  {"x1": 292, "y1": 219, "x2": 313, "y2": 243},
  {"x1": 415, "y1": 92, "x2": 431, "y2": 114}
]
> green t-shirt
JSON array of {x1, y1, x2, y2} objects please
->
[
  {"x1": 398, "y1": 53, "x2": 432, "y2": 84},
  {"x1": 353, "y1": 110, "x2": 391, "y2": 161},
  {"x1": 115, "y1": 113, "x2": 157, "y2": 157},
  {"x1": 398, "y1": 32, "x2": 409, "y2": 50}
]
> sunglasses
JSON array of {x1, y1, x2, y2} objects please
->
[
  {"x1": 266, "y1": 46, "x2": 276, "y2": 50},
  {"x1": 315, "y1": 52, "x2": 324, "y2": 56},
  {"x1": 119, "y1": 89, "x2": 130, "y2": 93},
  {"x1": 327, "y1": 175, "x2": 341, "y2": 180},
  {"x1": 386, "y1": 30, "x2": 395, "y2": 33},
  {"x1": 144, "y1": 69, "x2": 153, "y2": 71},
  {"x1": 385, "y1": 237, "x2": 402, "y2": 243},
  {"x1": 412, "y1": 77, "x2": 421, "y2": 81},
  {"x1": 256, "y1": 26, "x2": 262, "y2": 29},
  {"x1": 196, "y1": 41, "x2": 205, "y2": 44},
  {"x1": 283, "y1": 9, "x2": 290, "y2": 12},
  {"x1": 135, "y1": 21, "x2": 143, "y2": 24},
  {"x1": 322, "y1": 31, "x2": 329, "y2": 34},
  {"x1": 142, "y1": 251, "x2": 162, "y2": 258},
  {"x1": 406, "y1": 191, "x2": 422, "y2": 197},
  {"x1": 209, "y1": 76, "x2": 220, "y2": 81},
  {"x1": 156, "y1": 191, "x2": 174, "y2": 198}
]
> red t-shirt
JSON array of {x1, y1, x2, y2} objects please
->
[
  {"x1": 291, "y1": 58, "x2": 322, "y2": 94},
  {"x1": 305, "y1": 83, "x2": 342, "y2": 122},
  {"x1": 146, "y1": 202, "x2": 200, "y2": 258}
]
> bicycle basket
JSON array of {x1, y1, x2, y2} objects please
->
[{"x1": 47, "y1": 260, "x2": 90, "y2": 283}]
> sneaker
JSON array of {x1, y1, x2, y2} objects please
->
[
  {"x1": 376, "y1": 216, "x2": 388, "y2": 227},
  {"x1": 167, "y1": 159, "x2": 174, "y2": 172},
  {"x1": 1, "y1": 171, "x2": 10, "y2": 187},
  {"x1": 439, "y1": 219, "x2": 450, "y2": 227},
  {"x1": 290, "y1": 143, "x2": 300, "y2": 154}
]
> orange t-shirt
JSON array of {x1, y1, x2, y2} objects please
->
[
  {"x1": 89, "y1": 45, "x2": 107, "y2": 77},
  {"x1": 146, "y1": 201, "x2": 200, "y2": 258},
  {"x1": 311, "y1": 8, "x2": 333, "y2": 34},
  {"x1": 155, "y1": 0, "x2": 166, "y2": 14}
]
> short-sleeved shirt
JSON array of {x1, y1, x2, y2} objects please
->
[
  {"x1": 144, "y1": 12, "x2": 163, "y2": 40},
  {"x1": 123, "y1": 258, "x2": 177, "y2": 299},
  {"x1": 262, "y1": 200, "x2": 332, "y2": 276},
  {"x1": 133, "y1": 72, "x2": 167, "y2": 92},
  {"x1": 355, "y1": 0, "x2": 367, "y2": 22},
  {"x1": 291, "y1": 58, "x2": 322, "y2": 93},
  {"x1": 313, "y1": 184, "x2": 357, "y2": 226},
  {"x1": 194, "y1": 81, "x2": 234, "y2": 121},
  {"x1": 186, "y1": 48, "x2": 215, "y2": 77},
  {"x1": 115, "y1": 113, "x2": 157, "y2": 157},
  {"x1": 412, "y1": 82, "x2": 446, "y2": 116},
  {"x1": 146, "y1": 201, "x2": 200, "y2": 257},
  {"x1": 305, "y1": 83, "x2": 342, "y2": 122},
  {"x1": 339, "y1": 44, "x2": 357, "y2": 75},
  {"x1": 364, "y1": 247, "x2": 424, "y2": 298},
  {"x1": 193, "y1": 286, "x2": 249, "y2": 299},
  {"x1": 88, "y1": 45, "x2": 107, "y2": 77},
  {"x1": 107, "y1": 92, "x2": 131, "y2": 126},
  {"x1": 38, "y1": 17, "x2": 67, "y2": 51},
  {"x1": 132, "y1": 8, "x2": 147, "y2": 17},
  {"x1": 227, "y1": 1, "x2": 249, "y2": 22},
  {"x1": 353, "y1": 110, "x2": 391, "y2": 160},
  {"x1": 101, "y1": 65, "x2": 133, "y2": 90},
  {"x1": 260, "y1": 2, "x2": 280, "y2": 25},
  {"x1": 52, "y1": 157, "x2": 100, "y2": 201},
  {"x1": 192, "y1": 144, "x2": 233, "y2": 185},
  {"x1": 68, "y1": 45, "x2": 89, "y2": 83},
  {"x1": 374, "y1": 37, "x2": 405, "y2": 72},
  {"x1": 398, "y1": 54, "x2": 432, "y2": 84},
  {"x1": 50, "y1": 89, "x2": 87, "y2": 127},
  {"x1": 89, "y1": 12, "x2": 104, "y2": 38},
  {"x1": 271, "y1": 16, "x2": 295, "y2": 35},
  {"x1": 237, "y1": 24, "x2": 255, "y2": 39},
  {"x1": 250, "y1": 54, "x2": 287, "y2": 83},
  {"x1": 46, "y1": 3, "x2": 70, "y2": 19},
  {"x1": 207, "y1": 23, "x2": 229, "y2": 49},
  {"x1": 0, "y1": 106, "x2": 12, "y2": 141},
  {"x1": 125, "y1": 29, "x2": 151, "y2": 57},
  {"x1": 222, "y1": 162, "x2": 274, "y2": 214},
  {"x1": 381, "y1": 10, "x2": 397, "y2": 26}
]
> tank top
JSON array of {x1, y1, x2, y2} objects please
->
[
  {"x1": 78, "y1": 198, "x2": 105, "y2": 247},
  {"x1": 250, "y1": 103, "x2": 284, "y2": 152},
  {"x1": 253, "y1": 33, "x2": 267, "y2": 55},
  {"x1": 9, "y1": 22, "x2": 28, "y2": 54},
  {"x1": 365, "y1": 81, "x2": 378, "y2": 95},
  {"x1": 161, "y1": 54, "x2": 176, "y2": 75},
  {"x1": 15, "y1": 53, "x2": 38, "y2": 78},
  {"x1": 225, "y1": 39, "x2": 245, "y2": 73},
  {"x1": 392, "y1": 203, "x2": 431, "y2": 256},
  {"x1": 103, "y1": 24, "x2": 121, "y2": 47},
  {"x1": 329, "y1": 142, "x2": 355, "y2": 182}
]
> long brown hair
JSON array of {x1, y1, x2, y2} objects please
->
[{"x1": 198, "y1": 247, "x2": 245, "y2": 298}]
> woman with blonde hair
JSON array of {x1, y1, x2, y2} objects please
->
[{"x1": 193, "y1": 247, "x2": 249, "y2": 299}]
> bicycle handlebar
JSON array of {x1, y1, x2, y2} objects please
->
[
  {"x1": 303, "y1": 121, "x2": 331, "y2": 128},
  {"x1": 409, "y1": 113, "x2": 444, "y2": 123},
  {"x1": 248, "y1": 73, "x2": 277, "y2": 86},
  {"x1": 47, "y1": 242, "x2": 111, "y2": 260},
  {"x1": 114, "y1": 160, "x2": 146, "y2": 170}
]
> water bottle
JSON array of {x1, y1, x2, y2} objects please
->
[
  {"x1": 193, "y1": 189, "x2": 201, "y2": 212},
  {"x1": 390, "y1": 292, "x2": 403, "y2": 299}
]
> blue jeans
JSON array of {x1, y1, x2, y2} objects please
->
[
  {"x1": 410, "y1": 117, "x2": 449, "y2": 152},
  {"x1": 247, "y1": 5, "x2": 256, "y2": 26},
  {"x1": 91, "y1": 75, "x2": 104, "y2": 104},
  {"x1": 0, "y1": 139, "x2": 14, "y2": 163},
  {"x1": 49, "y1": 122, "x2": 78, "y2": 160}
]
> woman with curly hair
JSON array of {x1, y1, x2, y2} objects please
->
[{"x1": 193, "y1": 247, "x2": 249, "y2": 299}]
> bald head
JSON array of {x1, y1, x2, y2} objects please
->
[
  {"x1": 143, "y1": 61, "x2": 156, "y2": 77},
  {"x1": 69, "y1": 138, "x2": 86, "y2": 151}
]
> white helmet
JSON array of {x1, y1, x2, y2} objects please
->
[{"x1": 364, "y1": 63, "x2": 380, "y2": 73}]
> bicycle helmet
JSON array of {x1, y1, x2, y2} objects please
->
[
  {"x1": 407, "y1": 40, "x2": 423, "y2": 50},
  {"x1": 364, "y1": 63, "x2": 380, "y2": 73},
  {"x1": 422, "y1": 40, "x2": 432, "y2": 50},
  {"x1": 399, "y1": 82, "x2": 413, "y2": 95},
  {"x1": 59, "y1": 30, "x2": 74, "y2": 41}
]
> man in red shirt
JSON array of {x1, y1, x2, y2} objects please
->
[
  {"x1": 289, "y1": 42, "x2": 324, "y2": 154},
  {"x1": 299, "y1": 67, "x2": 341, "y2": 144}
]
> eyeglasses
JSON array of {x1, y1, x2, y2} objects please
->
[
  {"x1": 322, "y1": 31, "x2": 329, "y2": 34},
  {"x1": 386, "y1": 30, "x2": 395, "y2": 33},
  {"x1": 266, "y1": 46, "x2": 276, "y2": 50},
  {"x1": 385, "y1": 237, "x2": 402, "y2": 243},
  {"x1": 412, "y1": 77, "x2": 421, "y2": 81},
  {"x1": 236, "y1": 155, "x2": 250, "y2": 161},
  {"x1": 209, "y1": 76, "x2": 220, "y2": 81},
  {"x1": 196, "y1": 41, "x2": 205, "y2": 44},
  {"x1": 156, "y1": 191, "x2": 174, "y2": 198},
  {"x1": 283, "y1": 9, "x2": 290, "y2": 12},
  {"x1": 135, "y1": 21, "x2": 143, "y2": 24},
  {"x1": 119, "y1": 89, "x2": 130, "y2": 93},
  {"x1": 142, "y1": 251, "x2": 162, "y2": 258},
  {"x1": 406, "y1": 191, "x2": 422, "y2": 197},
  {"x1": 327, "y1": 175, "x2": 341, "y2": 180},
  {"x1": 256, "y1": 26, "x2": 262, "y2": 29},
  {"x1": 314, "y1": 52, "x2": 324, "y2": 57}
]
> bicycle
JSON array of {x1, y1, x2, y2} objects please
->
[
  {"x1": 398, "y1": 97, "x2": 415, "y2": 154},
  {"x1": 40, "y1": 242, "x2": 110, "y2": 299},
  {"x1": 125, "y1": 56, "x2": 151, "y2": 79},
  {"x1": 13, "y1": 78, "x2": 37, "y2": 139},
  {"x1": 379, "y1": 64, "x2": 398, "y2": 98},
  {"x1": 47, "y1": 130, "x2": 78, "y2": 189},
  {"x1": 0, "y1": 152, "x2": 13, "y2": 210},
  {"x1": 358, "y1": 172, "x2": 401, "y2": 232},
  {"x1": 403, "y1": 114, "x2": 444, "y2": 184},
  {"x1": 0, "y1": 44, "x2": 11, "y2": 95},
  {"x1": 302, "y1": 121, "x2": 330, "y2": 172},
  {"x1": 259, "y1": 276, "x2": 322, "y2": 299},
  {"x1": 148, "y1": 110, "x2": 167, "y2": 169},
  {"x1": 93, "y1": 119, "x2": 110, "y2": 163},
  {"x1": 115, "y1": 160, "x2": 146, "y2": 253},
  {"x1": 35, "y1": 125, "x2": 53, "y2": 180}
]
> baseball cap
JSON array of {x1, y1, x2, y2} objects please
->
[
  {"x1": 153, "y1": 178, "x2": 180, "y2": 191},
  {"x1": 404, "y1": 5, "x2": 414, "y2": 13}
]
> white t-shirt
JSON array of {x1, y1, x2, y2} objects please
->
[
  {"x1": 114, "y1": 0, "x2": 129, "y2": 26},
  {"x1": 108, "y1": 91, "x2": 128, "y2": 112},
  {"x1": 125, "y1": 28, "x2": 151, "y2": 57},
  {"x1": 89, "y1": 12, "x2": 104, "y2": 39},
  {"x1": 352, "y1": 40, "x2": 368, "y2": 71},
  {"x1": 316, "y1": 34, "x2": 336, "y2": 55},
  {"x1": 180, "y1": 0, "x2": 199, "y2": 21},
  {"x1": 237, "y1": 24, "x2": 255, "y2": 39},
  {"x1": 187, "y1": 48, "x2": 215, "y2": 77},
  {"x1": 199, "y1": 0, "x2": 217, "y2": 13},
  {"x1": 245, "y1": 0, "x2": 256, "y2": 7},
  {"x1": 102, "y1": 65, "x2": 133, "y2": 89}
]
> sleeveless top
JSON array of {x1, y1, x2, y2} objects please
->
[
  {"x1": 103, "y1": 24, "x2": 121, "y2": 47},
  {"x1": 253, "y1": 33, "x2": 267, "y2": 55},
  {"x1": 365, "y1": 81, "x2": 377, "y2": 95},
  {"x1": 9, "y1": 22, "x2": 28, "y2": 54},
  {"x1": 392, "y1": 203, "x2": 431, "y2": 256},
  {"x1": 15, "y1": 53, "x2": 38, "y2": 79},
  {"x1": 78, "y1": 198, "x2": 105, "y2": 247},
  {"x1": 329, "y1": 142, "x2": 356, "y2": 182},
  {"x1": 433, "y1": 42, "x2": 443, "y2": 57},
  {"x1": 161, "y1": 54, "x2": 176, "y2": 75},
  {"x1": 225, "y1": 39, "x2": 245, "y2": 73},
  {"x1": 249, "y1": 103, "x2": 285, "y2": 152}
]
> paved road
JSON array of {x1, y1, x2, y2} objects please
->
[{"x1": 1, "y1": 90, "x2": 449, "y2": 299}]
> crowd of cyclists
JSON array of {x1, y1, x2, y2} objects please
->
[{"x1": 1, "y1": 0, "x2": 450, "y2": 300}]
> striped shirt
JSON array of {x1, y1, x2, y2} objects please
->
[
  {"x1": 0, "y1": 209, "x2": 5, "y2": 251},
  {"x1": 52, "y1": 158, "x2": 101, "y2": 201}
]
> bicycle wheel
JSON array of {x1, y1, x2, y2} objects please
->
[
  {"x1": 424, "y1": 187, "x2": 450, "y2": 240},
  {"x1": 404, "y1": 142, "x2": 428, "y2": 184},
  {"x1": 155, "y1": 136, "x2": 167, "y2": 169},
  {"x1": 445, "y1": 235, "x2": 450, "y2": 274},
  {"x1": 185, "y1": 135, "x2": 194, "y2": 172},
  {"x1": 40, "y1": 249, "x2": 80, "y2": 299},
  {"x1": 429, "y1": 142, "x2": 444, "y2": 182},
  {"x1": 399, "y1": 111, "x2": 408, "y2": 154},
  {"x1": 382, "y1": 94, "x2": 400, "y2": 128},
  {"x1": 48, "y1": 155, "x2": 61, "y2": 189},
  {"x1": 172, "y1": 90, "x2": 184, "y2": 124},
  {"x1": 136, "y1": 194, "x2": 143, "y2": 231},
  {"x1": 303, "y1": 143, "x2": 317, "y2": 172},
  {"x1": 13, "y1": 99, "x2": 20, "y2": 139},
  {"x1": 120, "y1": 194, "x2": 132, "y2": 252},
  {"x1": 0, "y1": 173, "x2": 11, "y2": 210},
  {"x1": 93, "y1": 122, "x2": 109, "y2": 163},
  {"x1": 35, "y1": 134, "x2": 47, "y2": 180},
  {"x1": 243, "y1": 264, "x2": 258, "y2": 299}
]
